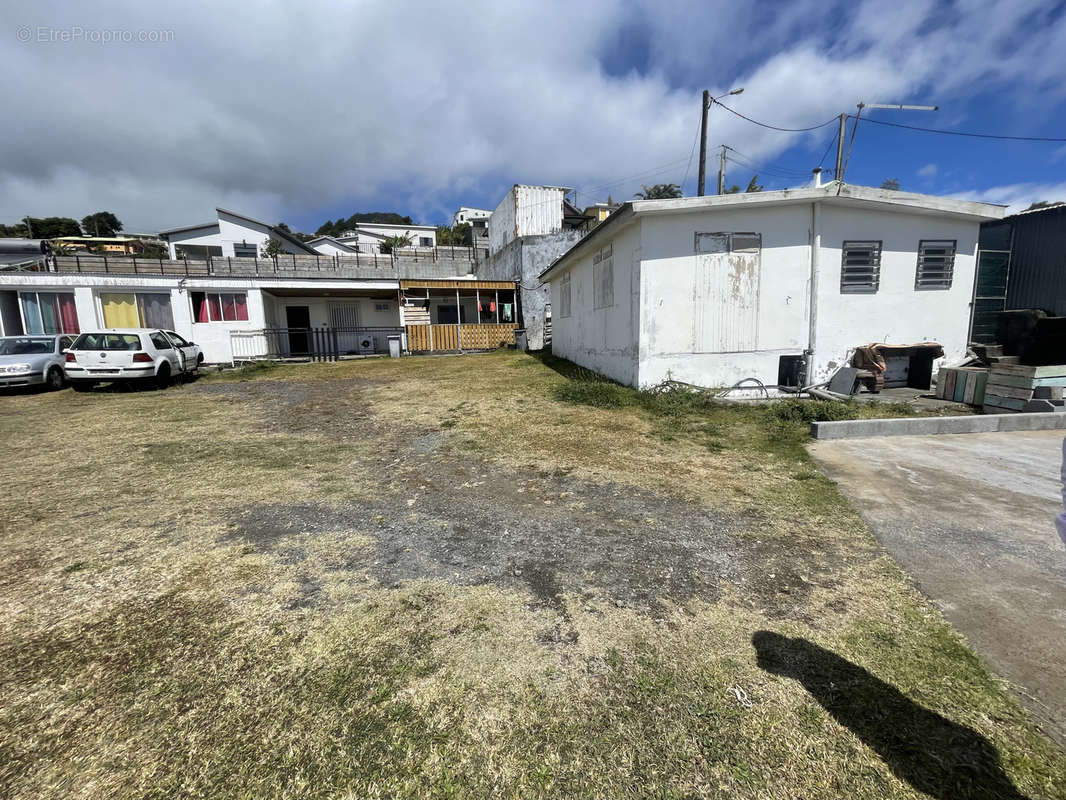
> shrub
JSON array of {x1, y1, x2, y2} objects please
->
[{"x1": 766, "y1": 398, "x2": 860, "y2": 424}]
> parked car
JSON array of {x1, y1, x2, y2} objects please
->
[
  {"x1": 64, "y1": 329, "x2": 202, "y2": 391},
  {"x1": 0, "y1": 334, "x2": 76, "y2": 390}
]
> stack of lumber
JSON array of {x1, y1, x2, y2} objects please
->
[
  {"x1": 983, "y1": 364, "x2": 1066, "y2": 413},
  {"x1": 935, "y1": 366, "x2": 988, "y2": 406}
]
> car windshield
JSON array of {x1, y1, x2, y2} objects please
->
[
  {"x1": 0, "y1": 337, "x2": 53, "y2": 355},
  {"x1": 71, "y1": 333, "x2": 142, "y2": 351}
]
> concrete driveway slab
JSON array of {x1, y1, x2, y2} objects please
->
[{"x1": 810, "y1": 429, "x2": 1066, "y2": 747}]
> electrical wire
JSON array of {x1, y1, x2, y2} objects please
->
[
  {"x1": 817, "y1": 126, "x2": 839, "y2": 176},
  {"x1": 850, "y1": 115, "x2": 1066, "y2": 142},
  {"x1": 680, "y1": 114, "x2": 703, "y2": 193},
  {"x1": 711, "y1": 100, "x2": 840, "y2": 132}
]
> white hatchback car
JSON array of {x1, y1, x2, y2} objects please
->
[{"x1": 64, "y1": 329, "x2": 203, "y2": 391}]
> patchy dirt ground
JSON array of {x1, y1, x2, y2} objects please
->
[
  {"x1": 0, "y1": 355, "x2": 1062, "y2": 800},
  {"x1": 197, "y1": 378, "x2": 876, "y2": 620}
]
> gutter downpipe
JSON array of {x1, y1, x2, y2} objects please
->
[{"x1": 806, "y1": 199, "x2": 821, "y2": 385}]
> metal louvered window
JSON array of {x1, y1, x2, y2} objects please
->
[
  {"x1": 559, "y1": 272, "x2": 571, "y2": 318},
  {"x1": 915, "y1": 239, "x2": 956, "y2": 290},
  {"x1": 840, "y1": 240, "x2": 882, "y2": 293}
]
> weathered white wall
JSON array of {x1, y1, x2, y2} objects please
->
[
  {"x1": 488, "y1": 185, "x2": 565, "y2": 255},
  {"x1": 263, "y1": 295, "x2": 400, "y2": 328},
  {"x1": 813, "y1": 204, "x2": 980, "y2": 382},
  {"x1": 549, "y1": 221, "x2": 641, "y2": 385},
  {"x1": 549, "y1": 199, "x2": 984, "y2": 391},
  {"x1": 637, "y1": 204, "x2": 810, "y2": 389}
]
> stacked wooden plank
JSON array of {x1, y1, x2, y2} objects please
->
[
  {"x1": 935, "y1": 366, "x2": 989, "y2": 406},
  {"x1": 983, "y1": 364, "x2": 1066, "y2": 413}
]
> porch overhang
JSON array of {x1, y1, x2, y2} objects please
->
[{"x1": 400, "y1": 279, "x2": 516, "y2": 290}]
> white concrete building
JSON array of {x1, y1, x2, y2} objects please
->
[
  {"x1": 306, "y1": 236, "x2": 360, "y2": 256},
  {"x1": 540, "y1": 184, "x2": 1005, "y2": 390},
  {"x1": 160, "y1": 208, "x2": 319, "y2": 260},
  {"x1": 336, "y1": 222, "x2": 438, "y2": 250},
  {"x1": 0, "y1": 271, "x2": 517, "y2": 363},
  {"x1": 453, "y1": 207, "x2": 492, "y2": 227}
]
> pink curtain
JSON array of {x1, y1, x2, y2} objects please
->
[
  {"x1": 57, "y1": 293, "x2": 79, "y2": 333},
  {"x1": 233, "y1": 293, "x2": 248, "y2": 321},
  {"x1": 208, "y1": 294, "x2": 222, "y2": 322},
  {"x1": 221, "y1": 294, "x2": 236, "y2": 321},
  {"x1": 192, "y1": 292, "x2": 210, "y2": 323}
]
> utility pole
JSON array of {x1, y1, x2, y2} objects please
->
[
  {"x1": 697, "y1": 90, "x2": 709, "y2": 197},
  {"x1": 23, "y1": 216, "x2": 33, "y2": 237},
  {"x1": 717, "y1": 145, "x2": 726, "y2": 195},
  {"x1": 834, "y1": 113, "x2": 846, "y2": 182}
]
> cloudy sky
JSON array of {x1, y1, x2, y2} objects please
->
[{"x1": 2, "y1": 0, "x2": 1065, "y2": 233}]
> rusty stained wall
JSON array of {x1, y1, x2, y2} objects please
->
[{"x1": 479, "y1": 229, "x2": 583, "y2": 350}]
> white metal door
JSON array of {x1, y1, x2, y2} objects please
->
[
  {"x1": 692, "y1": 234, "x2": 760, "y2": 352},
  {"x1": 330, "y1": 303, "x2": 360, "y2": 354}
]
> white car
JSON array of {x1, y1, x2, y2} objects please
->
[{"x1": 64, "y1": 328, "x2": 203, "y2": 391}]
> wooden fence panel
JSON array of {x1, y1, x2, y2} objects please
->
[{"x1": 405, "y1": 323, "x2": 516, "y2": 352}]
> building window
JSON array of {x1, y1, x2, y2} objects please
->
[
  {"x1": 593, "y1": 244, "x2": 614, "y2": 309},
  {"x1": 233, "y1": 243, "x2": 258, "y2": 258},
  {"x1": 374, "y1": 302, "x2": 390, "y2": 312},
  {"x1": 915, "y1": 239, "x2": 956, "y2": 290},
  {"x1": 191, "y1": 291, "x2": 249, "y2": 322},
  {"x1": 100, "y1": 293, "x2": 174, "y2": 329},
  {"x1": 419, "y1": 236, "x2": 433, "y2": 247},
  {"x1": 559, "y1": 272, "x2": 571, "y2": 318},
  {"x1": 695, "y1": 232, "x2": 761, "y2": 254},
  {"x1": 840, "y1": 240, "x2": 882, "y2": 293},
  {"x1": 20, "y1": 291, "x2": 79, "y2": 334}
]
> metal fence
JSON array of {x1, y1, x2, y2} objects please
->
[
  {"x1": 44, "y1": 245, "x2": 480, "y2": 278},
  {"x1": 230, "y1": 326, "x2": 404, "y2": 362}
]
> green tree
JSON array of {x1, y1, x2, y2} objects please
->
[
  {"x1": 137, "y1": 241, "x2": 168, "y2": 259},
  {"x1": 379, "y1": 233, "x2": 413, "y2": 254},
  {"x1": 262, "y1": 238, "x2": 285, "y2": 259},
  {"x1": 25, "y1": 216, "x2": 81, "y2": 238},
  {"x1": 880, "y1": 178, "x2": 901, "y2": 191},
  {"x1": 437, "y1": 222, "x2": 471, "y2": 246},
  {"x1": 723, "y1": 184, "x2": 741, "y2": 194},
  {"x1": 0, "y1": 221, "x2": 29, "y2": 237},
  {"x1": 745, "y1": 174, "x2": 763, "y2": 192},
  {"x1": 634, "y1": 183, "x2": 682, "y2": 199},
  {"x1": 81, "y1": 211, "x2": 122, "y2": 237}
]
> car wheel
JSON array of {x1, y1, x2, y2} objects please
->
[
  {"x1": 70, "y1": 381, "x2": 95, "y2": 392},
  {"x1": 155, "y1": 363, "x2": 172, "y2": 390},
  {"x1": 46, "y1": 367, "x2": 65, "y2": 390}
]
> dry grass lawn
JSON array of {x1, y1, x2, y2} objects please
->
[{"x1": 0, "y1": 350, "x2": 1062, "y2": 799}]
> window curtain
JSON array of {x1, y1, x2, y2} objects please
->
[
  {"x1": 192, "y1": 292, "x2": 210, "y2": 323},
  {"x1": 56, "y1": 293, "x2": 79, "y2": 333},
  {"x1": 208, "y1": 294, "x2": 222, "y2": 322},
  {"x1": 38, "y1": 293, "x2": 59, "y2": 334},
  {"x1": 100, "y1": 293, "x2": 139, "y2": 328},
  {"x1": 20, "y1": 293, "x2": 42, "y2": 334},
  {"x1": 221, "y1": 294, "x2": 236, "y2": 321},
  {"x1": 137, "y1": 294, "x2": 174, "y2": 329},
  {"x1": 233, "y1": 293, "x2": 249, "y2": 321}
]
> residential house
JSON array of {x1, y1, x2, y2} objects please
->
[
  {"x1": 580, "y1": 202, "x2": 618, "y2": 232},
  {"x1": 53, "y1": 236, "x2": 146, "y2": 255},
  {"x1": 161, "y1": 208, "x2": 319, "y2": 260},
  {"x1": 453, "y1": 207, "x2": 492, "y2": 227},
  {"x1": 477, "y1": 184, "x2": 591, "y2": 350},
  {"x1": 306, "y1": 236, "x2": 360, "y2": 257},
  {"x1": 540, "y1": 184, "x2": 1004, "y2": 390},
  {"x1": 971, "y1": 202, "x2": 1066, "y2": 342},
  {"x1": 0, "y1": 247, "x2": 516, "y2": 363},
  {"x1": 334, "y1": 222, "x2": 438, "y2": 251}
]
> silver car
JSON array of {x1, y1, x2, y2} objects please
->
[{"x1": 0, "y1": 334, "x2": 75, "y2": 390}]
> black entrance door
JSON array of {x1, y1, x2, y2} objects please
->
[{"x1": 285, "y1": 306, "x2": 311, "y2": 355}]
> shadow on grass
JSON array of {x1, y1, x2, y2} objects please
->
[{"x1": 753, "y1": 631, "x2": 1027, "y2": 800}]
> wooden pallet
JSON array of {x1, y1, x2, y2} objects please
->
[{"x1": 935, "y1": 367, "x2": 988, "y2": 406}]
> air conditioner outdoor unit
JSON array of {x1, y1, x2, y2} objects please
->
[{"x1": 358, "y1": 335, "x2": 376, "y2": 354}]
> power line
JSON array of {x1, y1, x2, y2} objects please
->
[
  {"x1": 817, "y1": 126, "x2": 839, "y2": 175},
  {"x1": 680, "y1": 113, "x2": 703, "y2": 192},
  {"x1": 851, "y1": 115, "x2": 1066, "y2": 142},
  {"x1": 722, "y1": 147, "x2": 813, "y2": 179},
  {"x1": 712, "y1": 100, "x2": 840, "y2": 133}
]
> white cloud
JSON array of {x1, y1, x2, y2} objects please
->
[
  {"x1": 917, "y1": 163, "x2": 938, "y2": 177},
  {"x1": 951, "y1": 182, "x2": 1066, "y2": 214},
  {"x1": 0, "y1": 0, "x2": 1063, "y2": 231}
]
